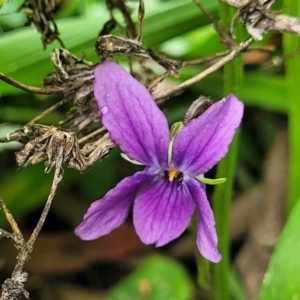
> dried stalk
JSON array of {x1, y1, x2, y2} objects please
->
[
  {"x1": 0, "y1": 161, "x2": 61, "y2": 299},
  {"x1": 153, "y1": 37, "x2": 253, "y2": 102},
  {"x1": 136, "y1": 0, "x2": 145, "y2": 41},
  {"x1": 193, "y1": 0, "x2": 235, "y2": 48},
  {"x1": 222, "y1": 0, "x2": 300, "y2": 39},
  {"x1": 0, "y1": 71, "x2": 65, "y2": 94}
]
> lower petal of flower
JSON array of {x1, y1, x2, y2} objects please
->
[
  {"x1": 75, "y1": 171, "x2": 153, "y2": 240},
  {"x1": 133, "y1": 175, "x2": 195, "y2": 247},
  {"x1": 186, "y1": 178, "x2": 222, "y2": 263}
]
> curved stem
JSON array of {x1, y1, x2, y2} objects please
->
[
  {"x1": 284, "y1": 0, "x2": 300, "y2": 214},
  {"x1": 212, "y1": 2, "x2": 243, "y2": 300}
]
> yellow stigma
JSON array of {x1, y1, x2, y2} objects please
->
[{"x1": 168, "y1": 169, "x2": 180, "y2": 182}]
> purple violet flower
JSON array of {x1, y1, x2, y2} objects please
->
[{"x1": 75, "y1": 61, "x2": 244, "y2": 263}]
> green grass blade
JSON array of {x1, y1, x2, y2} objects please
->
[
  {"x1": 283, "y1": 0, "x2": 300, "y2": 213},
  {"x1": 258, "y1": 196, "x2": 300, "y2": 299},
  {"x1": 212, "y1": 3, "x2": 243, "y2": 300}
]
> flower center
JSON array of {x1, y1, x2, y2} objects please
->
[{"x1": 168, "y1": 169, "x2": 181, "y2": 182}]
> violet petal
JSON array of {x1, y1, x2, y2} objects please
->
[
  {"x1": 133, "y1": 176, "x2": 195, "y2": 246},
  {"x1": 171, "y1": 94, "x2": 243, "y2": 176},
  {"x1": 187, "y1": 178, "x2": 222, "y2": 263},
  {"x1": 94, "y1": 62, "x2": 169, "y2": 168},
  {"x1": 75, "y1": 171, "x2": 152, "y2": 240}
]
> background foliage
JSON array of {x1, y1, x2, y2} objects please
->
[{"x1": 1, "y1": 0, "x2": 299, "y2": 299}]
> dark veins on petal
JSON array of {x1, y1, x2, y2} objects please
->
[
  {"x1": 115, "y1": 84, "x2": 156, "y2": 164},
  {"x1": 143, "y1": 172, "x2": 186, "y2": 238}
]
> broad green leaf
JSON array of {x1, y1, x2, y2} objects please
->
[
  {"x1": 143, "y1": 0, "x2": 218, "y2": 47},
  {"x1": 258, "y1": 196, "x2": 300, "y2": 299},
  {"x1": 164, "y1": 24, "x2": 223, "y2": 58},
  {"x1": 182, "y1": 71, "x2": 287, "y2": 113},
  {"x1": 0, "y1": 0, "x2": 25, "y2": 29},
  {"x1": 107, "y1": 256, "x2": 194, "y2": 300}
]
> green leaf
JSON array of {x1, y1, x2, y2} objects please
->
[
  {"x1": 107, "y1": 256, "x2": 194, "y2": 300},
  {"x1": 143, "y1": 0, "x2": 218, "y2": 47},
  {"x1": 258, "y1": 196, "x2": 300, "y2": 299},
  {"x1": 184, "y1": 71, "x2": 288, "y2": 113}
]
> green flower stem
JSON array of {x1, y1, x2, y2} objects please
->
[
  {"x1": 211, "y1": 2, "x2": 243, "y2": 300},
  {"x1": 212, "y1": 130, "x2": 240, "y2": 300},
  {"x1": 283, "y1": 0, "x2": 300, "y2": 214},
  {"x1": 191, "y1": 214, "x2": 213, "y2": 298}
]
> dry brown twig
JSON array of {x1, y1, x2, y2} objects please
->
[
  {"x1": 223, "y1": 0, "x2": 300, "y2": 40},
  {"x1": 0, "y1": 71, "x2": 65, "y2": 94},
  {"x1": 0, "y1": 197, "x2": 29, "y2": 300},
  {"x1": 105, "y1": 0, "x2": 137, "y2": 38},
  {"x1": 0, "y1": 147, "x2": 62, "y2": 300},
  {"x1": 0, "y1": 123, "x2": 113, "y2": 299},
  {"x1": 193, "y1": 0, "x2": 235, "y2": 48},
  {"x1": 153, "y1": 37, "x2": 253, "y2": 102},
  {"x1": 136, "y1": 0, "x2": 145, "y2": 41},
  {"x1": 21, "y1": 0, "x2": 65, "y2": 48}
]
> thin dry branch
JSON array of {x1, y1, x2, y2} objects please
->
[
  {"x1": 221, "y1": 0, "x2": 274, "y2": 9},
  {"x1": 28, "y1": 155, "x2": 63, "y2": 246},
  {"x1": 0, "y1": 71, "x2": 65, "y2": 94},
  {"x1": 106, "y1": 0, "x2": 137, "y2": 38},
  {"x1": 0, "y1": 143, "x2": 64, "y2": 299},
  {"x1": 260, "y1": 12, "x2": 300, "y2": 36},
  {"x1": 0, "y1": 197, "x2": 29, "y2": 300},
  {"x1": 26, "y1": 97, "x2": 70, "y2": 126},
  {"x1": 136, "y1": 0, "x2": 145, "y2": 41},
  {"x1": 193, "y1": 0, "x2": 235, "y2": 47},
  {"x1": 153, "y1": 37, "x2": 253, "y2": 102},
  {"x1": 21, "y1": 0, "x2": 65, "y2": 48}
]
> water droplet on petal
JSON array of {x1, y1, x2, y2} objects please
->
[
  {"x1": 106, "y1": 94, "x2": 110, "y2": 98},
  {"x1": 101, "y1": 106, "x2": 109, "y2": 114}
]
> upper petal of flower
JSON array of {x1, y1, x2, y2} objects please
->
[
  {"x1": 171, "y1": 94, "x2": 244, "y2": 176},
  {"x1": 75, "y1": 171, "x2": 153, "y2": 240},
  {"x1": 186, "y1": 178, "x2": 222, "y2": 263},
  {"x1": 94, "y1": 62, "x2": 169, "y2": 168},
  {"x1": 133, "y1": 175, "x2": 195, "y2": 246}
]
